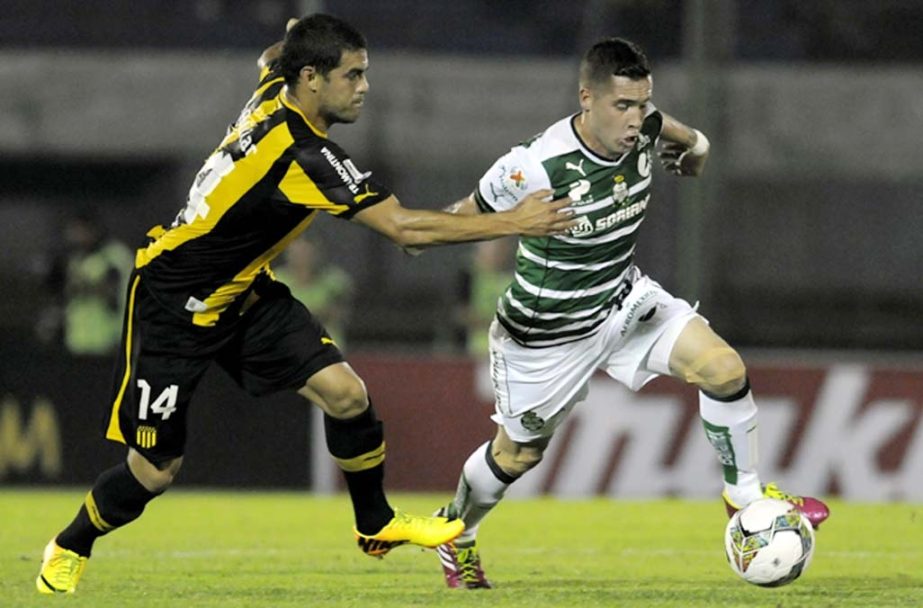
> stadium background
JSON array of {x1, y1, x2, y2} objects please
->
[{"x1": 0, "y1": 1, "x2": 921, "y2": 503}]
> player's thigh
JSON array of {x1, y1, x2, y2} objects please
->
[
  {"x1": 488, "y1": 320, "x2": 595, "y2": 442},
  {"x1": 602, "y1": 273, "x2": 698, "y2": 389},
  {"x1": 106, "y1": 285, "x2": 212, "y2": 465},
  {"x1": 221, "y1": 283, "x2": 345, "y2": 398}
]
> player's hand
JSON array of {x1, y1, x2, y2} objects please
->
[
  {"x1": 507, "y1": 189, "x2": 576, "y2": 236},
  {"x1": 658, "y1": 141, "x2": 708, "y2": 177}
]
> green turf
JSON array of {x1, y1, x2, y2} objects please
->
[{"x1": 2, "y1": 490, "x2": 921, "y2": 607}]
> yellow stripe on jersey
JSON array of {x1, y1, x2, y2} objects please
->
[
  {"x1": 135, "y1": 122, "x2": 295, "y2": 270},
  {"x1": 332, "y1": 442, "x2": 387, "y2": 473},
  {"x1": 278, "y1": 160, "x2": 350, "y2": 213},
  {"x1": 280, "y1": 91, "x2": 327, "y2": 138},
  {"x1": 257, "y1": 71, "x2": 284, "y2": 94},
  {"x1": 218, "y1": 96, "x2": 285, "y2": 150},
  {"x1": 191, "y1": 211, "x2": 319, "y2": 326},
  {"x1": 106, "y1": 275, "x2": 141, "y2": 445}
]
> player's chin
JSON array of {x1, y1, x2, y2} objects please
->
[
  {"x1": 339, "y1": 107, "x2": 363, "y2": 123},
  {"x1": 326, "y1": 109, "x2": 361, "y2": 125}
]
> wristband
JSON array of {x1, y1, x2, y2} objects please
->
[{"x1": 690, "y1": 129, "x2": 710, "y2": 156}]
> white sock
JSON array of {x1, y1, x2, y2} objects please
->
[
  {"x1": 699, "y1": 388, "x2": 763, "y2": 505},
  {"x1": 449, "y1": 442, "x2": 516, "y2": 544}
]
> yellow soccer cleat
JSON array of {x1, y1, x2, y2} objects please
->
[
  {"x1": 36, "y1": 539, "x2": 88, "y2": 594},
  {"x1": 355, "y1": 509, "x2": 465, "y2": 557}
]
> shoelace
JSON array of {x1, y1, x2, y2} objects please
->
[
  {"x1": 766, "y1": 483, "x2": 804, "y2": 506},
  {"x1": 48, "y1": 552, "x2": 81, "y2": 587},
  {"x1": 391, "y1": 510, "x2": 424, "y2": 530},
  {"x1": 456, "y1": 547, "x2": 483, "y2": 581}
]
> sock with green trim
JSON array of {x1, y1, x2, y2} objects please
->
[{"x1": 699, "y1": 380, "x2": 762, "y2": 505}]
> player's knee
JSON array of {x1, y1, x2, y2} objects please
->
[
  {"x1": 127, "y1": 451, "x2": 182, "y2": 494},
  {"x1": 698, "y1": 351, "x2": 747, "y2": 397},
  {"x1": 321, "y1": 377, "x2": 369, "y2": 420}
]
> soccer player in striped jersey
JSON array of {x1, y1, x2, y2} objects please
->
[
  {"x1": 434, "y1": 38, "x2": 829, "y2": 590},
  {"x1": 35, "y1": 14, "x2": 575, "y2": 595}
]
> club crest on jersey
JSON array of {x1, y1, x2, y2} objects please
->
[{"x1": 612, "y1": 175, "x2": 629, "y2": 203}]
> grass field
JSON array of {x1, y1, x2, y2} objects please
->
[{"x1": 1, "y1": 490, "x2": 921, "y2": 607}]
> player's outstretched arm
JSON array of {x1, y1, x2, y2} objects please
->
[
  {"x1": 658, "y1": 112, "x2": 710, "y2": 177},
  {"x1": 352, "y1": 191, "x2": 574, "y2": 249}
]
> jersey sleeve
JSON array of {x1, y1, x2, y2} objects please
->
[
  {"x1": 472, "y1": 146, "x2": 550, "y2": 213},
  {"x1": 278, "y1": 139, "x2": 392, "y2": 219}
]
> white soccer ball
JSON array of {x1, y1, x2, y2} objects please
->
[{"x1": 724, "y1": 498, "x2": 815, "y2": 587}]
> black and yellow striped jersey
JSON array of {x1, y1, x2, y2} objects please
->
[{"x1": 135, "y1": 62, "x2": 390, "y2": 327}]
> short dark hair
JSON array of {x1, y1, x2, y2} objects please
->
[
  {"x1": 580, "y1": 38, "x2": 651, "y2": 89},
  {"x1": 279, "y1": 14, "x2": 367, "y2": 88}
]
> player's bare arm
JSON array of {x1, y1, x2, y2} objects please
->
[
  {"x1": 442, "y1": 195, "x2": 479, "y2": 216},
  {"x1": 657, "y1": 112, "x2": 710, "y2": 177},
  {"x1": 352, "y1": 190, "x2": 574, "y2": 248}
]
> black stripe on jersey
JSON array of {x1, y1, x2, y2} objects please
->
[
  {"x1": 225, "y1": 108, "x2": 289, "y2": 162},
  {"x1": 473, "y1": 188, "x2": 498, "y2": 213},
  {"x1": 142, "y1": 160, "x2": 306, "y2": 296},
  {"x1": 136, "y1": 64, "x2": 392, "y2": 326},
  {"x1": 290, "y1": 137, "x2": 391, "y2": 219},
  {"x1": 496, "y1": 314, "x2": 607, "y2": 349}
]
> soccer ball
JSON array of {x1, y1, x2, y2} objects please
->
[{"x1": 724, "y1": 498, "x2": 815, "y2": 587}]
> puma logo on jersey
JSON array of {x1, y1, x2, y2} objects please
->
[
  {"x1": 565, "y1": 159, "x2": 587, "y2": 177},
  {"x1": 353, "y1": 184, "x2": 379, "y2": 203}
]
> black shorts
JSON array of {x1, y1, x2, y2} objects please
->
[{"x1": 103, "y1": 273, "x2": 344, "y2": 464}]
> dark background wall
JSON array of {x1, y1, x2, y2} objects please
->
[{"x1": 1, "y1": 1, "x2": 919, "y2": 354}]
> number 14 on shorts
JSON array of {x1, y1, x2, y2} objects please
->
[{"x1": 136, "y1": 379, "x2": 179, "y2": 421}]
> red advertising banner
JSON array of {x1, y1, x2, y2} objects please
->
[{"x1": 339, "y1": 354, "x2": 923, "y2": 501}]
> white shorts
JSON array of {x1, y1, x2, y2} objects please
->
[{"x1": 489, "y1": 267, "x2": 701, "y2": 442}]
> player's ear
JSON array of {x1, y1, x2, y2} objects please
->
[
  {"x1": 300, "y1": 66, "x2": 320, "y2": 91},
  {"x1": 578, "y1": 86, "x2": 592, "y2": 112}
]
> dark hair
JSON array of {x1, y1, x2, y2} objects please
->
[
  {"x1": 279, "y1": 14, "x2": 367, "y2": 88},
  {"x1": 580, "y1": 38, "x2": 651, "y2": 89}
]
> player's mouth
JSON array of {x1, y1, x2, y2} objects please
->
[{"x1": 619, "y1": 135, "x2": 638, "y2": 149}]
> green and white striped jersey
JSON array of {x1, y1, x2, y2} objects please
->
[{"x1": 473, "y1": 109, "x2": 663, "y2": 347}]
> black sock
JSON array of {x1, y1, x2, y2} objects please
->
[
  {"x1": 56, "y1": 462, "x2": 159, "y2": 557},
  {"x1": 324, "y1": 402, "x2": 394, "y2": 535}
]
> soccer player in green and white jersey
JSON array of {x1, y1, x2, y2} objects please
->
[{"x1": 434, "y1": 38, "x2": 830, "y2": 589}]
